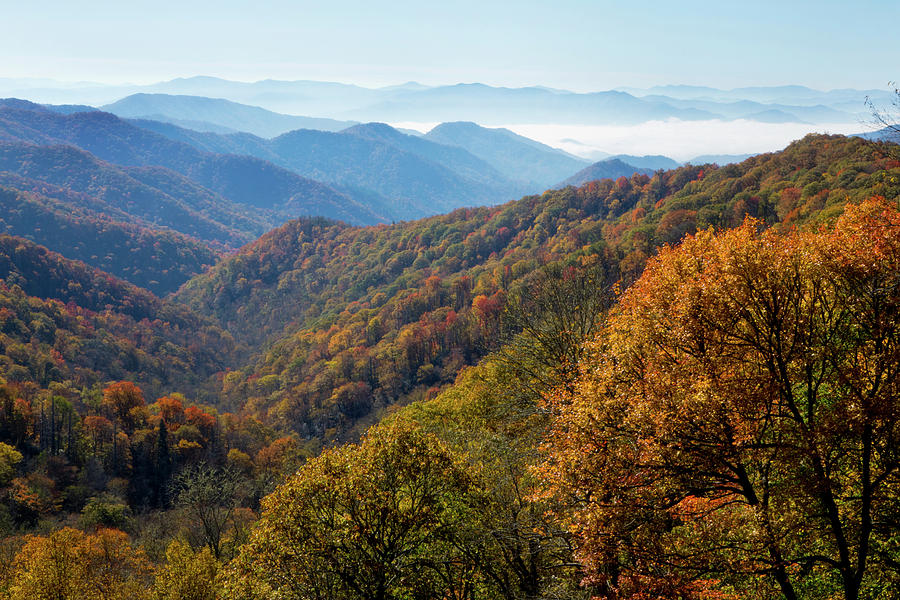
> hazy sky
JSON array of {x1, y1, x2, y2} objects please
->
[{"x1": 3, "y1": 0, "x2": 899, "y2": 91}]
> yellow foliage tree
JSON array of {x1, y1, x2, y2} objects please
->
[{"x1": 10, "y1": 527, "x2": 151, "y2": 600}]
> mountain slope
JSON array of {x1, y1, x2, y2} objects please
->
[
  {"x1": 0, "y1": 184, "x2": 218, "y2": 295},
  {"x1": 0, "y1": 103, "x2": 383, "y2": 225},
  {"x1": 269, "y1": 126, "x2": 524, "y2": 215},
  {"x1": 423, "y1": 121, "x2": 588, "y2": 188},
  {"x1": 103, "y1": 93, "x2": 357, "y2": 137},
  {"x1": 607, "y1": 154, "x2": 681, "y2": 170},
  {"x1": 0, "y1": 236, "x2": 234, "y2": 399},
  {"x1": 341, "y1": 122, "x2": 520, "y2": 191},
  {"x1": 176, "y1": 134, "x2": 897, "y2": 443},
  {"x1": 555, "y1": 158, "x2": 655, "y2": 188},
  {"x1": 130, "y1": 118, "x2": 525, "y2": 219},
  {"x1": 0, "y1": 142, "x2": 268, "y2": 247}
]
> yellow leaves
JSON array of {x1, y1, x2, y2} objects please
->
[
  {"x1": 9, "y1": 527, "x2": 151, "y2": 600},
  {"x1": 0, "y1": 441, "x2": 22, "y2": 485},
  {"x1": 154, "y1": 539, "x2": 220, "y2": 600},
  {"x1": 231, "y1": 421, "x2": 478, "y2": 599}
]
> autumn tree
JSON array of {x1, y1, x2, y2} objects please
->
[
  {"x1": 541, "y1": 197, "x2": 900, "y2": 599},
  {"x1": 154, "y1": 539, "x2": 221, "y2": 600},
  {"x1": 396, "y1": 359, "x2": 587, "y2": 600},
  {"x1": 224, "y1": 422, "x2": 485, "y2": 600},
  {"x1": 9, "y1": 527, "x2": 151, "y2": 600},
  {"x1": 102, "y1": 381, "x2": 146, "y2": 432},
  {"x1": 499, "y1": 259, "x2": 617, "y2": 397},
  {"x1": 0, "y1": 441, "x2": 22, "y2": 485}
]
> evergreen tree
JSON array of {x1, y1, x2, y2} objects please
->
[{"x1": 156, "y1": 420, "x2": 172, "y2": 509}]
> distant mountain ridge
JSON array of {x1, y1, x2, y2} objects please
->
[
  {"x1": 606, "y1": 154, "x2": 681, "y2": 170},
  {"x1": 103, "y1": 93, "x2": 358, "y2": 137},
  {"x1": 127, "y1": 118, "x2": 537, "y2": 218},
  {"x1": 0, "y1": 100, "x2": 571, "y2": 232},
  {"x1": 687, "y1": 153, "x2": 756, "y2": 165},
  {"x1": 0, "y1": 77, "x2": 868, "y2": 127},
  {"x1": 0, "y1": 142, "x2": 265, "y2": 248},
  {"x1": 0, "y1": 101, "x2": 385, "y2": 225}
]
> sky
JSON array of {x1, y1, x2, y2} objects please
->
[{"x1": 3, "y1": 0, "x2": 900, "y2": 91}]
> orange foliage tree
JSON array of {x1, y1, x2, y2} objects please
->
[
  {"x1": 9, "y1": 527, "x2": 151, "y2": 600},
  {"x1": 541, "y1": 198, "x2": 900, "y2": 600},
  {"x1": 101, "y1": 381, "x2": 145, "y2": 432}
]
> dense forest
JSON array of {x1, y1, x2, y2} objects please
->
[
  {"x1": 0, "y1": 133, "x2": 897, "y2": 599},
  {"x1": 0, "y1": 185, "x2": 220, "y2": 295},
  {"x1": 178, "y1": 134, "x2": 899, "y2": 445}
]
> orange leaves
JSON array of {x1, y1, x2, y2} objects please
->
[
  {"x1": 9, "y1": 527, "x2": 151, "y2": 600},
  {"x1": 154, "y1": 394, "x2": 185, "y2": 427},
  {"x1": 472, "y1": 290, "x2": 505, "y2": 321},
  {"x1": 101, "y1": 381, "x2": 144, "y2": 431},
  {"x1": 183, "y1": 405, "x2": 216, "y2": 434},
  {"x1": 541, "y1": 197, "x2": 900, "y2": 599}
]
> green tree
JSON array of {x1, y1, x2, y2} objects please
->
[
  {"x1": 154, "y1": 539, "x2": 221, "y2": 600},
  {"x1": 0, "y1": 442, "x2": 22, "y2": 485},
  {"x1": 225, "y1": 422, "x2": 486, "y2": 600}
]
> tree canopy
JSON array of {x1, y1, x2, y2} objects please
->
[{"x1": 540, "y1": 197, "x2": 900, "y2": 599}]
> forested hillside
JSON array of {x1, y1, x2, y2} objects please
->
[
  {"x1": 179, "y1": 134, "x2": 899, "y2": 445},
  {"x1": 0, "y1": 103, "x2": 380, "y2": 224},
  {"x1": 0, "y1": 133, "x2": 897, "y2": 600},
  {"x1": 0, "y1": 143, "x2": 266, "y2": 248},
  {"x1": 0, "y1": 236, "x2": 233, "y2": 399},
  {"x1": 0, "y1": 185, "x2": 218, "y2": 295},
  {"x1": 228, "y1": 195, "x2": 900, "y2": 600}
]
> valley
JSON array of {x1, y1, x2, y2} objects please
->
[{"x1": 0, "y1": 23, "x2": 898, "y2": 594}]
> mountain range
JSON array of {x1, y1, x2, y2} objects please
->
[
  {"x1": 0, "y1": 77, "x2": 880, "y2": 127},
  {"x1": 0, "y1": 122, "x2": 896, "y2": 586},
  {"x1": 0, "y1": 99, "x2": 648, "y2": 294},
  {"x1": 102, "y1": 93, "x2": 358, "y2": 137},
  {"x1": 0, "y1": 90, "x2": 858, "y2": 302}
]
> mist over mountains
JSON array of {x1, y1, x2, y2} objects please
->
[
  {"x1": 0, "y1": 76, "x2": 879, "y2": 127},
  {"x1": 0, "y1": 76, "x2": 888, "y2": 297},
  {"x1": 0, "y1": 70, "x2": 898, "y2": 600}
]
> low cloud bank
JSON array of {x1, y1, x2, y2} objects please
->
[
  {"x1": 395, "y1": 119, "x2": 866, "y2": 163},
  {"x1": 503, "y1": 120, "x2": 866, "y2": 162}
]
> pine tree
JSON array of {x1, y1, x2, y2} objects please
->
[{"x1": 155, "y1": 420, "x2": 172, "y2": 508}]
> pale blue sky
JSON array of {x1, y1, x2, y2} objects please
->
[{"x1": 3, "y1": 0, "x2": 898, "y2": 90}]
